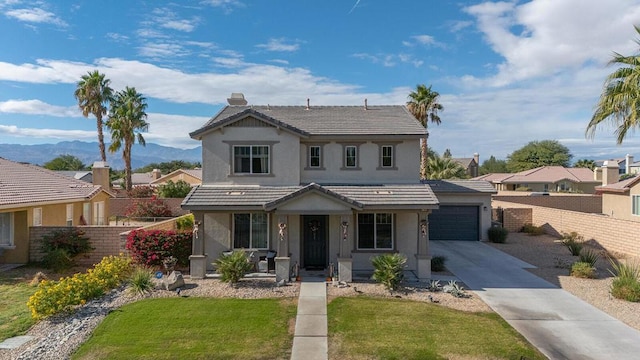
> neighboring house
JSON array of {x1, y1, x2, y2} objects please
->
[
  {"x1": 112, "y1": 169, "x2": 162, "y2": 189},
  {"x1": 56, "y1": 170, "x2": 93, "y2": 183},
  {"x1": 0, "y1": 158, "x2": 113, "y2": 264},
  {"x1": 150, "y1": 169, "x2": 202, "y2": 187},
  {"x1": 474, "y1": 166, "x2": 600, "y2": 194},
  {"x1": 181, "y1": 101, "x2": 495, "y2": 281},
  {"x1": 452, "y1": 153, "x2": 479, "y2": 178},
  {"x1": 596, "y1": 160, "x2": 640, "y2": 221},
  {"x1": 595, "y1": 154, "x2": 634, "y2": 175}
]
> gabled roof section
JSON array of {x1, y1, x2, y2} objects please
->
[
  {"x1": 190, "y1": 105, "x2": 425, "y2": 139},
  {"x1": 422, "y1": 180, "x2": 497, "y2": 194},
  {"x1": 472, "y1": 173, "x2": 512, "y2": 183},
  {"x1": 323, "y1": 184, "x2": 439, "y2": 209},
  {"x1": 474, "y1": 166, "x2": 598, "y2": 184},
  {"x1": 596, "y1": 175, "x2": 640, "y2": 193},
  {"x1": 452, "y1": 158, "x2": 475, "y2": 169},
  {"x1": 190, "y1": 108, "x2": 310, "y2": 139},
  {"x1": 0, "y1": 158, "x2": 109, "y2": 209},
  {"x1": 150, "y1": 169, "x2": 202, "y2": 185},
  {"x1": 263, "y1": 183, "x2": 363, "y2": 211}
]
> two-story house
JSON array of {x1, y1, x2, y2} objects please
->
[{"x1": 182, "y1": 101, "x2": 494, "y2": 282}]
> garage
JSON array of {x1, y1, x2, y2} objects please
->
[{"x1": 428, "y1": 205, "x2": 479, "y2": 241}]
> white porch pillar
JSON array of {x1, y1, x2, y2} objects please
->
[
  {"x1": 415, "y1": 211, "x2": 431, "y2": 280},
  {"x1": 337, "y1": 214, "x2": 353, "y2": 282},
  {"x1": 275, "y1": 215, "x2": 290, "y2": 282},
  {"x1": 189, "y1": 217, "x2": 207, "y2": 279}
]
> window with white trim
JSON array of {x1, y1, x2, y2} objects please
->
[
  {"x1": 381, "y1": 145, "x2": 393, "y2": 168},
  {"x1": 345, "y1": 146, "x2": 357, "y2": 168},
  {"x1": 233, "y1": 145, "x2": 269, "y2": 174},
  {"x1": 357, "y1": 213, "x2": 393, "y2": 249},
  {"x1": 93, "y1": 201, "x2": 105, "y2": 225},
  {"x1": 33, "y1": 208, "x2": 42, "y2": 226},
  {"x1": 0, "y1": 212, "x2": 13, "y2": 247},
  {"x1": 83, "y1": 203, "x2": 91, "y2": 225},
  {"x1": 309, "y1": 146, "x2": 321, "y2": 168},
  {"x1": 66, "y1": 204, "x2": 74, "y2": 226},
  {"x1": 633, "y1": 195, "x2": 640, "y2": 216},
  {"x1": 233, "y1": 213, "x2": 269, "y2": 249}
]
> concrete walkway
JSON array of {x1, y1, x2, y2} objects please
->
[
  {"x1": 432, "y1": 240, "x2": 640, "y2": 360},
  {"x1": 290, "y1": 276, "x2": 328, "y2": 360}
]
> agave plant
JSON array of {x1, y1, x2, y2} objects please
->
[{"x1": 371, "y1": 253, "x2": 406, "y2": 292}]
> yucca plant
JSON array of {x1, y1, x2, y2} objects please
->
[
  {"x1": 214, "y1": 250, "x2": 253, "y2": 284},
  {"x1": 579, "y1": 249, "x2": 600, "y2": 267},
  {"x1": 571, "y1": 262, "x2": 596, "y2": 279},
  {"x1": 561, "y1": 232, "x2": 584, "y2": 256},
  {"x1": 128, "y1": 266, "x2": 155, "y2": 295},
  {"x1": 609, "y1": 259, "x2": 640, "y2": 302},
  {"x1": 371, "y1": 253, "x2": 406, "y2": 292}
]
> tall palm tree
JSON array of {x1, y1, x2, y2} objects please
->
[
  {"x1": 587, "y1": 25, "x2": 640, "y2": 144},
  {"x1": 74, "y1": 70, "x2": 113, "y2": 162},
  {"x1": 106, "y1": 87, "x2": 149, "y2": 191},
  {"x1": 407, "y1": 84, "x2": 444, "y2": 179},
  {"x1": 427, "y1": 154, "x2": 468, "y2": 180},
  {"x1": 574, "y1": 159, "x2": 596, "y2": 170}
]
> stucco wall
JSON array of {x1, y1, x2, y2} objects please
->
[{"x1": 602, "y1": 185, "x2": 640, "y2": 222}]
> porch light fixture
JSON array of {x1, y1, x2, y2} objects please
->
[
  {"x1": 420, "y1": 220, "x2": 427, "y2": 237},
  {"x1": 193, "y1": 221, "x2": 200, "y2": 239},
  {"x1": 341, "y1": 221, "x2": 349, "y2": 241},
  {"x1": 278, "y1": 222, "x2": 287, "y2": 242}
]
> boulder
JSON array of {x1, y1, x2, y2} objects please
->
[{"x1": 164, "y1": 271, "x2": 185, "y2": 291}]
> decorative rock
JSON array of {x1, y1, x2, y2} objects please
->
[{"x1": 164, "y1": 271, "x2": 185, "y2": 291}]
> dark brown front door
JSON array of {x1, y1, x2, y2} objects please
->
[{"x1": 303, "y1": 215, "x2": 328, "y2": 269}]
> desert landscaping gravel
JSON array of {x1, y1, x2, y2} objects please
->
[{"x1": 2, "y1": 231, "x2": 639, "y2": 359}]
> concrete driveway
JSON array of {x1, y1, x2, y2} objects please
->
[{"x1": 431, "y1": 240, "x2": 640, "y2": 360}]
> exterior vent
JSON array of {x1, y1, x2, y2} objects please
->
[{"x1": 227, "y1": 93, "x2": 248, "y2": 105}]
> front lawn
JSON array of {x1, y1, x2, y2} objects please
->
[
  {"x1": 0, "y1": 280, "x2": 36, "y2": 341},
  {"x1": 328, "y1": 297, "x2": 546, "y2": 360},
  {"x1": 72, "y1": 297, "x2": 297, "y2": 360}
]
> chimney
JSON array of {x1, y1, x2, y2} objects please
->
[
  {"x1": 306, "y1": 98, "x2": 310, "y2": 110},
  {"x1": 92, "y1": 161, "x2": 110, "y2": 190},
  {"x1": 626, "y1": 154, "x2": 634, "y2": 174},
  {"x1": 602, "y1": 160, "x2": 620, "y2": 186},
  {"x1": 227, "y1": 93, "x2": 247, "y2": 105},
  {"x1": 152, "y1": 169, "x2": 162, "y2": 180},
  {"x1": 364, "y1": 98, "x2": 368, "y2": 110},
  {"x1": 473, "y1": 153, "x2": 479, "y2": 165}
]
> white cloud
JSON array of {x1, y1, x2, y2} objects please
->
[
  {"x1": 106, "y1": 32, "x2": 129, "y2": 43},
  {"x1": 0, "y1": 99, "x2": 80, "y2": 117},
  {"x1": 0, "y1": 124, "x2": 96, "y2": 140},
  {"x1": 5, "y1": 7, "x2": 67, "y2": 27},
  {"x1": 201, "y1": 0, "x2": 244, "y2": 13},
  {"x1": 138, "y1": 43, "x2": 189, "y2": 58},
  {"x1": 149, "y1": 8, "x2": 200, "y2": 32},
  {"x1": 352, "y1": 53, "x2": 422, "y2": 68},
  {"x1": 256, "y1": 38, "x2": 300, "y2": 52}
]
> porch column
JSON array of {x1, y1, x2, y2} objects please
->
[
  {"x1": 275, "y1": 215, "x2": 291, "y2": 282},
  {"x1": 415, "y1": 211, "x2": 431, "y2": 280},
  {"x1": 189, "y1": 216, "x2": 207, "y2": 279},
  {"x1": 337, "y1": 214, "x2": 353, "y2": 282}
]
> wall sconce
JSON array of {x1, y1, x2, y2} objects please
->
[
  {"x1": 483, "y1": 206, "x2": 488, "y2": 211},
  {"x1": 420, "y1": 219, "x2": 427, "y2": 237},
  {"x1": 341, "y1": 221, "x2": 349, "y2": 241},
  {"x1": 193, "y1": 221, "x2": 201, "y2": 239},
  {"x1": 278, "y1": 222, "x2": 287, "y2": 242}
]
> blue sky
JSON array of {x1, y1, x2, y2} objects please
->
[{"x1": 1, "y1": 0, "x2": 640, "y2": 163}]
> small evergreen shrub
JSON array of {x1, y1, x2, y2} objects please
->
[
  {"x1": 571, "y1": 262, "x2": 596, "y2": 278},
  {"x1": 431, "y1": 255, "x2": 447, "y2": 272},
  {"x1": 176, "y1": 214, "x2": 195, "y2": 231},
  {"x1": 125, "y1": 196, "x2": 173, "y2": 218},
  {"x1": 579, "y1": 249, "x2": 600, "y2": 267},
  {"x1": 488, "y1": 226, "x2": 508, "y2": 243},
  {"x1": 514, "y1": 186, "x2": 532, "y2": 192},
  {"x1": 561, "y1": 232, "x2": 584, "y2": 256},
  {"x1": 214, "y1": 250, "x2": 253, "y2": 284},
  {"x1": 521, "y1": 223, "x2": 545, "y2": 235},
  {"x1": 611, "y1": 277, "x2": 640, "y2": 302},
  {"x1": 41, "y1": 248, "x2": 73, "y2": 272},
  {"x1": 125, "y1": 229, "x2": 192, "y2": 268},
  {"x1": 40, "y1": 228, "x2": 93, "y2": 271},
  {"x1": 158, "y1": 180, "x2": 193, "y2": 198},
  {"x1": 371, "y1": 253, "x2": 406, "y2": 292},
  {"x1": 127, "y1": 185, "x2": 156, "y2": 198},
  {"x1": 128, "y1": 266, "x2": 155, "y2": 295}
]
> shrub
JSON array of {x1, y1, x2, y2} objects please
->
[
  {"x1": 125, "y1": 196, "x2": 173, "y2": 218},
  {"x1": 611, "y1": 277, "x2": 640, "y2": 302},
  {"x1": 514, "y1": 186, "x2": 532, "y2": 192},
  {"x1": 40, "y1": 228, "x2": 93, "y2": 271},
  {"x1": 431, "y1": 255, "x2": 447, "y2": 272},
  {"x1": 488, "y1": 226, "x2": 508, "y2": 243},
  {"x1": 571, "y1": 262, "x2": 596, "y2": 278},
  {"x1": 214, "y1": 250, "x2": 253, "y2": 284},
  {"x1": 371, "y1": 253, "x2": 406, "y2": 292},
  {"x1": 443, "y1": 280, "x2": 469, "y2": 298},
  {"x1": 127, "y1": 185, "x2": 156, "y2": 198},
  {"x1": 609, "y1": 259, "x2": 640, "y2": 280},
  {"x1": 521, "y1": 223, "x2": 545, "y2": 236},
  {"x1": 561, "y1": 232, "x2": 584, "y2": 256},
  {"x1": 427, "y1": 280, "x2": 442, "y2": 292},
  {"x1": 176, "y1": 214, "x2": 195, "y2": 231},
  {"x1": 41, "y1": 248, "x2": 73, "y2": 272},
  {"x1": 579, "y1": 249, "x2": 600, "y2": 267},
  {"x1": 27, "y1": 255, "x2": 132, "y2": 319},
  {"x1": 158, "y1": 180, "x2": 193, "y2": 198},
  {"x1": 125, "y1": 229, "x2": 192, "y2": 268},
  {"x1": 128, "y1": 266, "x2": 155, "y2": 295}
]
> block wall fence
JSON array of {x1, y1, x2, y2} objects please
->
[{"x1": 492, "y1": 193, "x2": 602, "y2": 213}]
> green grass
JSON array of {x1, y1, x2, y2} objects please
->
[
  {"x1": 72, "y1": 297, "x2": 296, "y2": 360},
  {"x1": 328, "y1": 297, "x2": 546, "y2": 360},
  {"x1": 0, "y1": 281, "x2": 36, "y2": 341}
]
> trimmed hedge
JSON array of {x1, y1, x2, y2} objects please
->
[{"x1": 125, "y1": 229, "x2": 192, "y2": 267}]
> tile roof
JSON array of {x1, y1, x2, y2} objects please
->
[
  {"x1": 472, "y1": 173, "x2": 513, "y2": 182},
  {"x1": 0, "y1": 158, "x2": 106, "y2": 209},
  {"x1": 596, "y1": 175, "x2": 640, "y2": 193},
  {"x1": 473, "y1": 166, "x2": 598, "y2": 184},
  {"x1": 182, "y1": 183, "x2": 439, "y2": 210},
  {"x1": 190, "y1": 105, "x2": 425, "y2": 138},
  {"x1": 452, "y1": 158, "x2": 474, "y2": 168},
  {"x1": 151, "y1": 169, "x2": 203, "y2": 185},
  {"x1": 422, "y1": 180, "x2": 497, "y2": 193}
]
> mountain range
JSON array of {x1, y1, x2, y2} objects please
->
[{"x1": 0, "y1": 141, "x2": 202, "y2": 170}]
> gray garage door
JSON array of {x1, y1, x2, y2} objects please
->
[{"x1": 429, "y1": 205, "x2": 479, "y2": 241}]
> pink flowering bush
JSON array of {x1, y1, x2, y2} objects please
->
[
  {"x1": 125, "y1": 196, "x2": 173, "y2": 218},
  {"x1": 125, "y1": 229, "x2": 192, "y2": 267}
]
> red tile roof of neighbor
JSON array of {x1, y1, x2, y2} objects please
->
[
  {"x1": 0, "y1": 157, "x2": 107, "y2": 209},
  {"x1": 473, "y1": 166, "x2": 598, "y2": 184}
]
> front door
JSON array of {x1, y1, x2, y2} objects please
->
[{"x1": 303, "y1": 215, "x2": 328, "y2": 269}]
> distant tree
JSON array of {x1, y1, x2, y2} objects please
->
[
  {"x1": 587, "y1": 26, "x2": 640, "y2": 144},
  {"x1": 619, "y1": 173, "x2": 636, "y2": 181},
  {"x1": 574, "y1": 159, "x2": 596, "y2": 170},
  {"x1": 158, "y1": 180, "x2": 193, "y2": 198},
  {"x1": 479, "y1": 156, "x2": 509, "y2": 175},
  {"x1": 443, "y1": 148, "x2": 452, "y2": 158},
  {"x1": 506, "y1": 140, "x2": 572, "y2": 172},
  {"x1": 74, "y1": 70, "x2": 113, "y2": 162},
  {"x1": 407, "y1": 84, "x2": 444, "y2": 180},
  {"x1": 426, "y1": 154, "x2": 468, "y2": 180},
  {"x1": 135, "y1": 160, "x2": 201, "y2": 174},
  {"x1": 43, "y1": 155, "x2": 86, "y2": 171},
  {"x1": 106, "y1": 87, "x2": 149, "y2": 191}
]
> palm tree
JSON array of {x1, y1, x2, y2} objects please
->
[
  {"x1": 587, "y1": 25, "x2": 640, "y2": 144},
  {"x1": 106, "y1": 87, "x2": 149, "y2": 191},
  {"x1": 427, "y1": 154, "x2": 468, "y2": 180},
  {"x1": 74, "y1": 71, "x2": 113, "y2": 162},
  {"x1": 407, "y1": 84, "x2": 444, "y2": 179},
  {"x1": 574, "y1": 159, "x2": 596, "y2": 170}
]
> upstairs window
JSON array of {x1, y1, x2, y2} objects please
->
[
  {"x1": 345, "y1": 146, "x2": 357, "y2": 168},
  {"x1": 309, "y1": 146, "x2": 321, "y2": 168},
  {"x1": 234, "y1": 145, "x2": 270, "y2": 174},
  {"x1": 233, "y1": 213, "x2": 269, "y2": 249},
  {"x1": 381, "y1": 145, "x2": 393, "y2": 168},
  {"x1": 633, "y1": 196, "x2": 640, "y2": 216}
]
